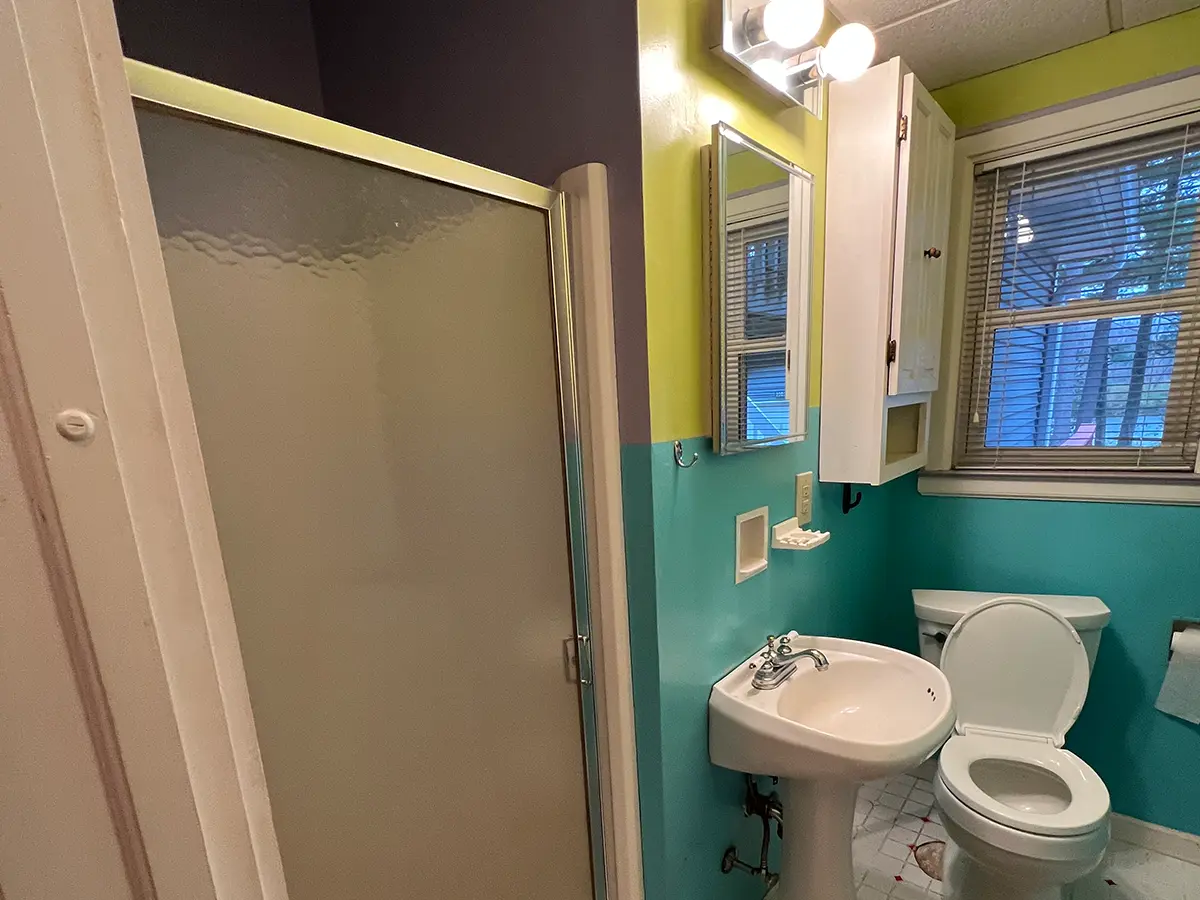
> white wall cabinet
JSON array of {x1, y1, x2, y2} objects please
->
[{"x1": 820, "y1": 57, "x2": 955, "y2": 486}]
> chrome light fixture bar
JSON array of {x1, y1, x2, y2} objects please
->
[{"x1": 712, "y1": 0, "x2": 876, "y2": 116}]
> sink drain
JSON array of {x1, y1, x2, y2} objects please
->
[{"x1": 913, "y1": 840, "x2": 945, "y2": 881}]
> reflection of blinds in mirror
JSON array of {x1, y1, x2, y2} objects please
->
[
  {"x1": 956, "y1": 121, "x2": 1200, "y2": 471},
  {"x1": 724, "y1": 217, "x2": 791, "y2": 444}
]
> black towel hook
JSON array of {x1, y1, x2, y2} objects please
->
[{"x1": 842, "y1": 483, "x2": 862, "y2": 514}]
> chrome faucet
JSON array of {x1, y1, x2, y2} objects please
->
[
  {"x1": 790, "y1": 648, "x2": 830, "y2": 671},
  {"x1": 750, "y1": 635, "x2": 830, "y2": 690}
]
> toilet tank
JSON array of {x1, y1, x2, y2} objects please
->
[{"x1": 913, "y1": 589, "x2": 1111, "y2": 672}]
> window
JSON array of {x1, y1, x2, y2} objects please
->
[
  {"x1": 725, "y1": 195, "x2": 793, "y2": 443},
  {"x1": 955, "y1": 120, "x2": 1200, "y2": 473}
]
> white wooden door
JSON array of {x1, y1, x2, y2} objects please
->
[
  {"x1": 888, "y1": 73, "x2": 957, "y2": 396},
  {"x1": 0, "y1": 0, "x2": 288, "y2": 898}
]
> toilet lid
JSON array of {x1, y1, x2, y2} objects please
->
[{"x1": 941, "y1": 597, "x2": 1090, "y2": 746}]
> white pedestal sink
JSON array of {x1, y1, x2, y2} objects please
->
[{"x1": 710, "y1": 632, "x2": 954, "y2": 900}]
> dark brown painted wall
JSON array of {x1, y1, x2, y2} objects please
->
[
  {"x1": 113, "y1": 0, "x2": 325, "y2": 113},
  {"x1": 309, "y1": 0, "x2": 651, "y2": 442},
  {"x1": 112, "y1": 0, "x2": 649, "y2": 441}
]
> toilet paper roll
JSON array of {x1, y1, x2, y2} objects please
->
[{"x1": 1155, "y1": 625, "x2": 1200, "y2": 725}]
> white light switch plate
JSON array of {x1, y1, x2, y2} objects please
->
[{"x1": 796, "y1": 472, "x2": 813, "y2": 526}]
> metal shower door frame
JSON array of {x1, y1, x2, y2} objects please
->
[{"x1": 126, "y1": 59, "x2": 611, "y2": 900}]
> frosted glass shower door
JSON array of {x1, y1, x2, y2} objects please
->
[{"x1": 133, "y1": 104, "x2": 595, "y2": 900}]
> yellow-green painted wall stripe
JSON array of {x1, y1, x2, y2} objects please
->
[
  {"x1": 639, "y1": 0, "x2": 829, "y2": 443},
  {"x1": 640, "y1": 4, "x2": 1200, "y2": 443},
  {"x1": 932, "y1": 8, "x2": 1200, "y2": 131}
]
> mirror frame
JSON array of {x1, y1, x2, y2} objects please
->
[{"x1": 708, "y1": 121, "x2": 815, "y2": 455}]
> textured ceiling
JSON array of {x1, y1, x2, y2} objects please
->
[{"x1": 827, "y1": 0, "x2": 1200, "y2": 88}]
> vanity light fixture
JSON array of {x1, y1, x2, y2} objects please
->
[
  {"x1": 751, "y1": 57, "x2": 792, "y2": 91},
  {"x1": 758, "y1": 0, "x2": 825, "y2": 49},
  {"x1": 712, "y1": 0, "x2": 877, "y2": 115},
  {"x1": 815, "y1": 22, "x2": 876, "y2": 81}
]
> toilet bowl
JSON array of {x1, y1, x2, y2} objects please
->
[{"x1": 932, "y1": 597, "x2": 1111, "y2": 900}]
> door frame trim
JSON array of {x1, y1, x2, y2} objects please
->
[
  {"x1": 556, "y1": 164, "x2": 646, "y2": 900},
  {"x1": 0, "y1": 1, "x2": 289, "y2": 897}
]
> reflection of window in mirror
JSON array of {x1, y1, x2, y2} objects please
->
[
  {"x1": 710, "y1": 123, "x2": 815, "y2": 455},
  {"x1": 728, "y1": 180, "x2": 789, "y2": 441}
]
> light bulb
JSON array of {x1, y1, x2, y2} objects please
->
[
  {"x1": 817, "y1": 22, "x2": 875, "y2": 81},
  {"x1": 1017, "y1": 214, "x2": 1035, "y2": 244},
  {"x1": 761, "y1": 0, "x2": 825, "y2": 49},
  {"x1": 751, "y1": 58, "x2": 791, "y2": 91}
]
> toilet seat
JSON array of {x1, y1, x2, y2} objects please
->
[
  {"x1": 940, "y1": 596, "x2": 1090, "y2": 746},
  {"x1": 939, "y1": 733, "x2": 1109, "y2": 836},
  {"x1": 935, "y1": 772, "x2": 1110, "y2": 870},
  {"x1": 936, "y1": 597, "x2": 1110, "y2": 837}
]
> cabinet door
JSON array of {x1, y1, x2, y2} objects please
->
[{"x1": 888, "y1": 73, "x2": 956, "y2": 396}]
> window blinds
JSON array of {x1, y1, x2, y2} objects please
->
[
  {"x1": 956, "y1": 120, "x2": 1200, "y2": 472},
  {"x1": 723, "y1": 216, "x2": 791, "y2": 444}
]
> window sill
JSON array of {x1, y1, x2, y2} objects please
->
[{"x1": 917, "y1": 471, "x2": 1200, "y2": 506}]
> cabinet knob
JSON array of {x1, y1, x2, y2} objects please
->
[{"x1": 923, "y1": 247, "x2": 943, "y2": 259}]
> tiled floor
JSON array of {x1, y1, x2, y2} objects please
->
[
  {"x1": 853, "y1": 760, "x2": 947, "y2": 900},
  {"x1": 852, "y1": 761, "x2": 1200, "y2": 900}
]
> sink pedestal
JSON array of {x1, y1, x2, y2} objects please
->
[
  {"x1": 709, "y1": 633, "x2": 955, "y2": 899},
  {"x1": 778, "y1": 778, "x2": 858, "y2": 900}
]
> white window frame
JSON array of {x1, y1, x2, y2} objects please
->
[{"x1": 923, "y1": 72, "x2": 1200, "y2": 505}]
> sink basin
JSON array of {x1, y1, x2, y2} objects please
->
[
  {"x1": 711, "y1": 632, "x2": 954, "y2": 781},
  {"x1": 709, "y1": 632, "x2": 955, "y2": 900}
]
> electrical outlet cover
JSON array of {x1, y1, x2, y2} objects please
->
[{"x1": 796, "y1": 472, "x2": 813, "y2": 526}]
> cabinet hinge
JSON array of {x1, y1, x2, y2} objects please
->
[
  {"x1": 898, "y1": 114, "x2": 909, "y2": 143},
  {"x1": 886, "y1": 339, "x2": 897, "y2": 364}
]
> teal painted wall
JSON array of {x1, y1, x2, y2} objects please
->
[
  {"x1": 620, "y1": 443, "x2": 667, "y2": 900},
  {"x1": 892, "y1": 490, "x2": 1200, "y2": 835},
  {"x1": 625, "y1": 431, "x2": 1200, "y2": 900},
  {"x1": 628, "y1": 410, "x2": 912, "y2": 900},
  {"x1": 624, "y1": 31, "x2": 1200, "y2": 900}
]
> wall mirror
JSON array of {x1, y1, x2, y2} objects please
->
[{"x1": 708, "y1": 121, "x2": 815, "y2": 455}]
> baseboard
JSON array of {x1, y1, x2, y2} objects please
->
[{"x1": 1110, "y1": 813, "x2": 1200, "y2": 866}]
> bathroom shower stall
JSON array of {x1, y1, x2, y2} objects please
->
[
  {"x1": 0, "y1": 3, "x2": 636, "y2": 896},
  {"x1": 132, "y1": 70, "x2": 599, "y2": 899}
]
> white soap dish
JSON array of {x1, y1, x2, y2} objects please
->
[{"x1": 771, "y1": 518, "x2": 830, "y2": 551}]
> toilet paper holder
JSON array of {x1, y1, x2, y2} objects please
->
[{"x1": 1168, "y1": 619, "x2": 1200, "y2": 660}]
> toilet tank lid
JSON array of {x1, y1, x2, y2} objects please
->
[{"x1": 913, "y1": 589, "x2": 1111, "y2": 631}]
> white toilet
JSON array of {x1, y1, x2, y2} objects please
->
[{"x1": 913, "y1": 590, "x2": 1113, "y2": 900}]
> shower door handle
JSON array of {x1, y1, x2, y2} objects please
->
[{"x1": 563, "y1": 634, "x2": 592, "y2": 685}]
